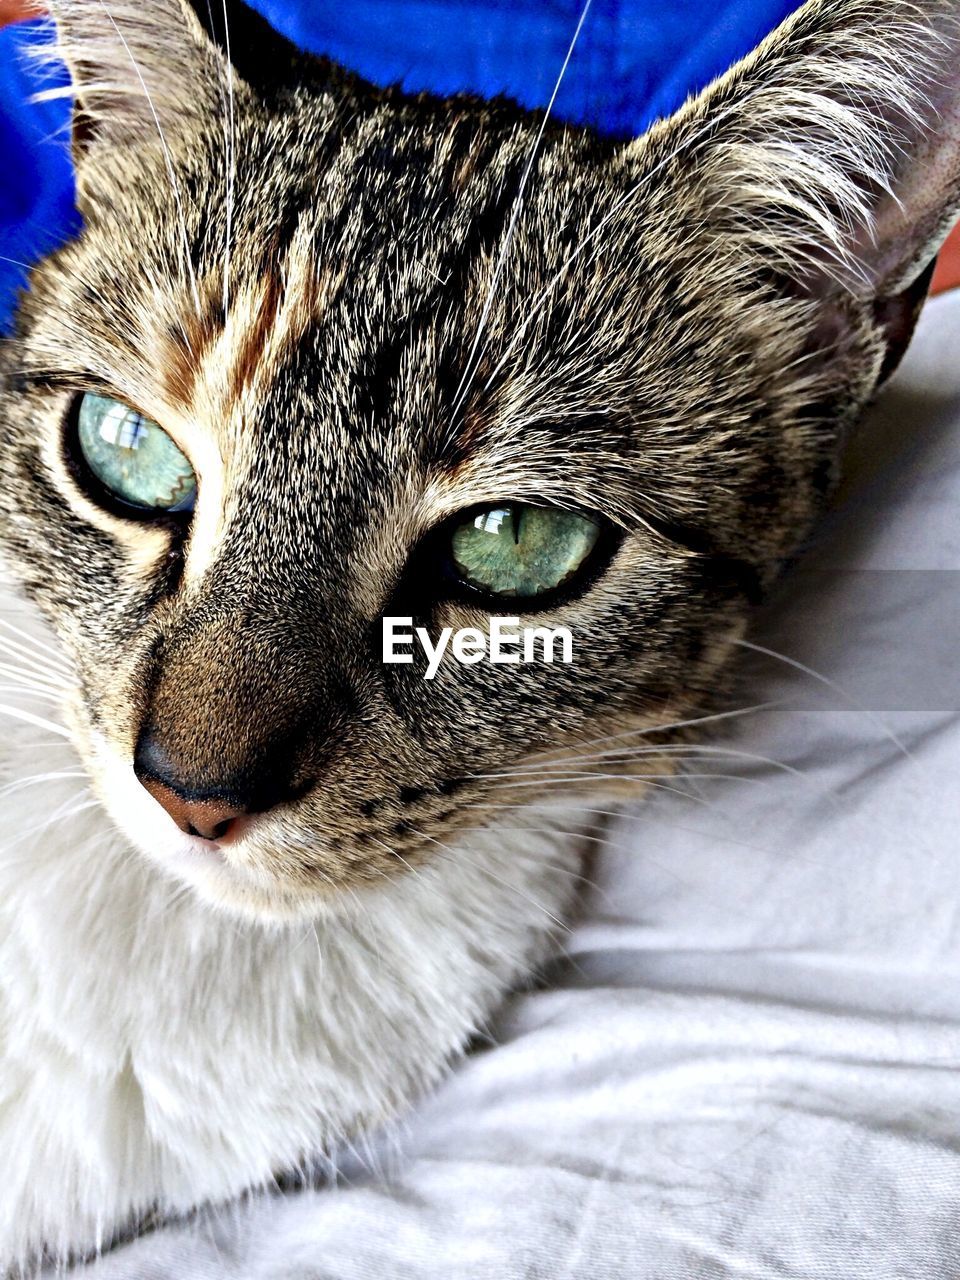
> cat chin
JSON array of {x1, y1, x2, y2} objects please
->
[{"x1": 84, "y1": 731, "x2": 345, "y2": 924}]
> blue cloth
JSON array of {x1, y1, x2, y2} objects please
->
[
  {"x1": 0, "y1": 21, "x2": 80, "y2": 333},
  {"x1": 0, "y1": 0, "x2": 801, "y2": 333}
]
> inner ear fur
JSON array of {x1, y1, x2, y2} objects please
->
[
  {"x1": 42, "y1": 0, "x2": 240, "y2": 156},
  {"x1": 621, "y1": 0, "x2": 960, "y2": 376}
]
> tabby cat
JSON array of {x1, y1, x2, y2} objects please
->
[{"x1": 0, "y1": 0, "x2": 958, "y2": 1270}]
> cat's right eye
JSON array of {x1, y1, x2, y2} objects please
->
[
  {"x1": 71, "y1": 392, "x2": 197, "y2": 515},
  {"x1": 447, "y1": 503, "x2": 604, "y2": 602}
]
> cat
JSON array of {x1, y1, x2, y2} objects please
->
[{"x1": 0, "y1": 0, "x2": 958, "y2": 1271}]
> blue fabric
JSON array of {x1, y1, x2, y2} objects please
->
[
  {"x1": 0, "y1": 0, "x2": 802, "y2": 333},
  {"x1": 0, "y1": 20, "x2": 80, "y2": 333}
]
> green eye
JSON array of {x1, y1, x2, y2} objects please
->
[
  {"x1": 449, "y1": 503, "x2": 601, "y2": 599},
  {"x1": 75, "y1": 393, "x2": 197, "y2": 513}
]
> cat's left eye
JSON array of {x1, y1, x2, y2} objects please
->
[{"x1": 73, "y1": 392, "x2": 197, "y2": 515}]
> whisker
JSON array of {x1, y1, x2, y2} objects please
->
[
  {"x1": 0, "y1": 615, "x2": 71, "y2": 669},
  {"x1": 0, "y1": 703, "x2": 70, "y2": 738},
  {"x1": 448, "y1": 0, "x2": 595, "y2": 428},
  {"x1": 0, "y1": 684, "x2": 62, "y2": 704},
  {"x1": 733, "y1": 637, "x2": 914, "y2": 761},
  {"x1": 369, "y1": 834, "x2": 424, "y2": 883},
  {"x1": 0, "y1": 652, "x2": 70, "y2": 691},
  {"x1": 0, "y1": 654, "x2": 70, "y2": 688},
  {"x1": 311, "y1": 921, "x2": 323, "y2": 976},
  {"x1": 413, "y1": 827, "x2": 569, "y2": 932},
  {"x1": 559, "y1": 700, "x2": 781, "y2": 755},
  {"x1": 480, "y1": 742, "x2": 803, "y2": 778},
  {"x1": 218, "y1": 0, "x2": 236, "y2": 315},
  {"x1": 0, "y1": 253, "x2": 35, "y2": 272},
  {"x1": 0, "y1": 788, "x2": 96, "y2": 866},
  {"x1": 479, "y1": 774, "x2": 718, "y2": 808},
  {"x1": 474, "y1": 768, "x2": 765, "y2": 790},
  {"x1": 477, "y1": 817, "x2": 777, "y2": 862},
  {"x1": 455, "y1": 816, "x2": 707, "y2": 902},
  {"x1": 478, "y1": 104, "x2": 744, "y2": 398},
  {"x1": 94, "y1": 0, "x2": 202, "y2": 315},
  {"x1": 0, "y1": 769, "x2": 87, "y2": 798},
  {"x1": 480, "y1": 791, "x2": 719, "y2": 825}
]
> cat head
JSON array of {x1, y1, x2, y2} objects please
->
[{"x1": 1, "y1": 0, "x2": 958, "y2": 919}]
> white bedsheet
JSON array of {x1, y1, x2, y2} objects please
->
[{"x1": 71, "y1": 290, "x2": 960, "y2": 1280}]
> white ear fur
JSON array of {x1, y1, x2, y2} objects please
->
[
  {"x1": 37, "y1": 0, "x2": 227, "y2": 147},
  {"x1": 637, "y1": 0, "x2": 960, "y2": 302},
  {"x1": 866, "y1": 6, "x2": 960, "y2": 295}
]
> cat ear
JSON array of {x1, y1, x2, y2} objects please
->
[
  {"x1": 41, "y1": 0, "x2": 234, "y2": 153},
  {"x1": 626, "y1": 0, "x2": 960, "y2": 373}
]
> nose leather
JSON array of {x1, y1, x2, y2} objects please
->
[{"x1": 138, "y1": 775, "x2": 246, "y2": 841}]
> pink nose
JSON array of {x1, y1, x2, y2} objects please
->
[{"x1": 139, "y1": 776, "x2": 246, "y2": 842}]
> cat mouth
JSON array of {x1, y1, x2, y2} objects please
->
[
  {"x1": 82, "y1": 732, "x2": 270, "y2": 894},
  {"x1": 150, "y1": 826, "x2": 230, "y2": 872},
  {"x1": 78, "y1": 731, "x2": 354, "y2": 919},
  {"x1": 113, "y1": 790, "x2": 315, "y2": 918}
]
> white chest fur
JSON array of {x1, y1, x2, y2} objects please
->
[{"x1": 0, "y1": 598, "x2": 579, "y2": 1274}]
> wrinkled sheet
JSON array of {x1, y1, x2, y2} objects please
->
[{"x1": 65, "y1": 288, "x2": 960, "y2": 1280}]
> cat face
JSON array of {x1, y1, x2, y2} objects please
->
[{"x1": 1, "y1": 0, "x2": 958, "y2": 919}]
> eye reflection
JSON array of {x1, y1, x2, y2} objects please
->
[
  {"x1": 475, "y1": 509, "x2": 510, "y2": 536},
  {"x1": 75, "y1": 393, "x2": 197, "y2": 514},
  {"x1": 97, "y1": 401, "x2": 149, "y2": 451}
]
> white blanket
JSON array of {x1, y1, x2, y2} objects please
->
[{"x1": 71, "y1": 289, "x2": 960, "y2": 1280}]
